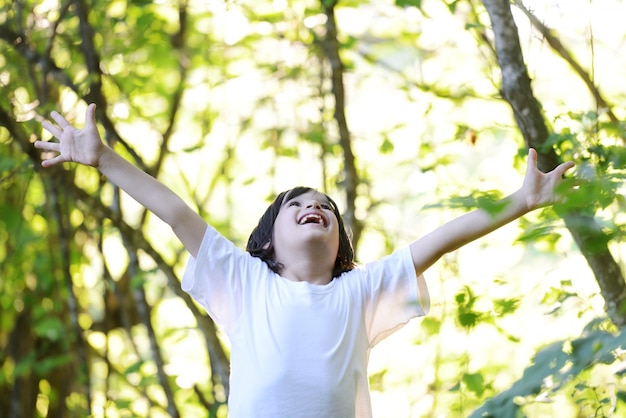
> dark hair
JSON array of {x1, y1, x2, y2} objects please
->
[{"x1": 246, "y1": 186, "x2": 356, "y2": 278}]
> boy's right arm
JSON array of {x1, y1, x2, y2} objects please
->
[{"x1": 36, "y1": 104, "x2": 207, "y2": 257}]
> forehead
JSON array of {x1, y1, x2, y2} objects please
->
[{"x1": 282, "y1": 190, "x2": 331, "y2": 205}]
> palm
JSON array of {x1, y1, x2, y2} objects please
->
[
  {"x1": 37, "y1": 104, "x2": 103, "y2": 167},
  {"x1": 58, "y1": 119, "x2": 101, "y2": 166},
  {"x1": 522, "y1": 149, "x2": 575, "y2": 209}
]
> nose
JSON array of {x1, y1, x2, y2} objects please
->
[{"x1": 306, "y1": 200, "x2": 322, "y2": 209}]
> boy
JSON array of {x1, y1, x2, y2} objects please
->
[{"x1": 36, "y1": 103, "x2": 574, "y2": 417}]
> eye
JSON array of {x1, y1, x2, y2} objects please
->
[
  {"x1": 321, "y1": 203, "x2": 331, "y2": 210},
  {"x1": 288, "y1": 201, "x2": 301, "y2": 207}
]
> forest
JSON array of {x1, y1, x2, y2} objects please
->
[{"x1": 1, "y1": 0, "x2": 625, "y2": 416}]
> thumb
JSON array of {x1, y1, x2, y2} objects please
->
[
  {"x1": 526, "y1": 148, "x2": 538, "y2": 172},
  {"x1": 86, "y1": 103, "x2": 97, "y2": 126},
  {"x1": 554, "y1": 160, "x2": 575, "y2": 177}
]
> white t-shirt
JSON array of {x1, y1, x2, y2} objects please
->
[{"x1": 182, "y1": 225, "x2": 427, "y2": 418}]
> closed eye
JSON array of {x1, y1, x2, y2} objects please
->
[
  {"x1": 321, "y1": 204, "x2": 331, "y2": 210},
  {"x1": 288, "y1": 201, "x2": 301, "y2": 207}
]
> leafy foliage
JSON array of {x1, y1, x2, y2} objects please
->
[
  {"x1": 471, "y1": 319, "x2": 626, "y2": 417},
  {"x1": 1, "y1": 0, "x2": 624, "y2": 417}
]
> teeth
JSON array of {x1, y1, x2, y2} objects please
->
[{"x1": 299, "y1": 214, "x2": 324, "y2": 225}]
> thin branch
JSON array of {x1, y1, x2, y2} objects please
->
[
  {"x1": 513, "y1": 0, "x2": 620, "y2": 128},
  {"x1": 0, "y1": 104, "x2": 92, "y2": 413},
  {"x1": 0, "y1": 23, "x2": 79, "y2": 94},
  {"x1": 125, "y1": 249, "x2": 180, "y2": 417},
  {"x1": 151, "y1": 1, "x2": 189, "y2": 177},
  {"x1": 40, "y1": 0, "x2": 73, "y2": 102},
  {"x1": 90, "y1": 342, "x2": 167, "y2": 413},
  {"x1": 45, "y1": 172, "x2": 92, "y2": 414},
  {"x1": 193, "y1": 384, "x2": 217, "y2": 411},
  {"x1": 140, "y1": 0, "x2": 190, "y2": 226},
  {"x1": 0, "y1": 21, "x2": 150, "y2": 172},
  {"x1": 320, "y1": 0, "x2": 362, "y2": 248},
  {"x1": 481, "y1": 0, "x2": 556, "y2": 169},
  {"x1": 2, "y1": 101, "x2": 231, "y2": 407},
  {"x1": 69, "y1": 185, "x2": 231, "y2": 395}
]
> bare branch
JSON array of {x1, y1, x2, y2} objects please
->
[
  {"x1": 45, "y1": 171, "x2": 93, "y2": 415},
  {"x1": 320, "y1": 1, "x2": 363, "y2": 248},
  {"x1": 513, "y1": 0, "x2": 620, "y2": 127}
]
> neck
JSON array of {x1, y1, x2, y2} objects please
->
[{"x1": 277, "y1": 249, "x2": 335, "y2": 285}]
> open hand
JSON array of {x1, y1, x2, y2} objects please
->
[
  {"x1": 36, "y1": 103, "x2": 103, "y2": 168},
  {"x1": 522, "y1": 148, "x2": 575, "y2": 210}
]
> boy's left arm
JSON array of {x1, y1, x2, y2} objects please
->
[{"x1": 409, "y1": 148, "x2": 575, "y2": 277}]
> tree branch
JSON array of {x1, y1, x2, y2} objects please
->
[
  {"x1": 513, "y1": 0, "x2": 621, "y2": 128},
  {"x1": 482, "y1": 0, "x2": 626, "y2": 326},
  {"x1": 46, "y1": 171, "x2": 93, "y2": 415},
  {"x1": 124, "y1": 249, "x2": 180, "y2": 417},
  {"x1": 2, "y1": 102, "x2": 231, "y2": 406},
  {"x1": 320, "y1": 1, "x2": 363, "y2": 248}
]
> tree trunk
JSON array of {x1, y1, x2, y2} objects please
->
[{"x1": 482, "y1": 0, "x2": 626, "y2": 326}]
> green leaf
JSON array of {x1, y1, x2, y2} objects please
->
[
  {"x1": 379, "y1": 137, "x2": 394, "y2": 154},
  {"x1": 458, "y1": 312, "x2": 480, "y2": 328},
  {"x1": 420, "y1": 317, "x2": 441, "y2": 336},
  {"x1": 463, "y1": 372, "x2": 486, "y2": 397},
  {"x1": 395, "y1": 0, "x2": 422, "y2": 8},
  {"x1": 37, "y1": 354, "x2": 73, "y2": 376},
  {"x1": 303, "y1": 129, "x2": 325, "y2": 146},
  {"x1": 368, "y1": 369, "x2": 387, "y2": 392},
  {"x1": 33, "y1": 316, "x2": 66, "y2": 342},
  {"x1": 124, "y1": 360, "x2": 144, "y2": 375},
  {"x1": 493, "y1": 298, "x2": 520, "y2": 316},
  {"x1": 470, "y1": 325, "x2": 626, "y2": 417},
  {"x1": 455, "y1": 286, "x2": 483, "y2": 329}
]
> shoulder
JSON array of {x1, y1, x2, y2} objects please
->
[
  {"x1": 358, "y1": 247, "x2": 414, "y2": 278},
  {"x1": 190, "y1": 224, "x2": 273, "y2": 285},
  {"x1": 335, "y1": 246, "x2": 413, "y2": 288}
]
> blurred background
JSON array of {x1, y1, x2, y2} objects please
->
[{"x1": 1, "y1": 0, "x2": 625, "y2": 416}]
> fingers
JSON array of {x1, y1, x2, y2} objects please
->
[
  {"x1": 50, "y1": 110, "x2": 72, "y2": 129},
  {"x1": 555, "y1": 161, "x2": 575, "y2": 178},
  {"x1": 41, "y1": 120, "x2": 63, "y2": 138},
  {"x1": 527, "y1": 147, "x2": 575, "y2": 177},
  {"x1": 42, "y1": 104, "x2": 95, "y2": 137},
  {"x1": 41, "y1": 154, "x2": 66, "y2": 168},
  {"x1": 34, "y1": 140, "x2": 60, "y2": 152},
  {"x1": 35, "y1": 140, "x2": 63, "y2": 167}
]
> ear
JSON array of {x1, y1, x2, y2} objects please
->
[{"x1": 262, "y1": 241, "x2": 271, "y2": 250}]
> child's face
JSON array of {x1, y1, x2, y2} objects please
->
[{"x1": 272, "y1": 190, "x2": 340, "y2": 270}]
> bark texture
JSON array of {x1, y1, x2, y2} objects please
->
[{"x1": 482, "y1": 0, "x2": 626, "y2": 326}]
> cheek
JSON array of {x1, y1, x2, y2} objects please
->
[
  {"x1": 272, "y1": 216, "x2": 291, "y2": 242},
  {"x1": 333, "y1": 227, "x2": 341, "y2": 249}
]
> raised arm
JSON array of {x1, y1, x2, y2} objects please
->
[
  {"x1": 35, "y1": 104, "x2": 207, "y2": 257},
  {"x1": 410, "y1": 148, "x2": 575, "y2": 276}
]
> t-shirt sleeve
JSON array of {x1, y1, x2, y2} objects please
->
[
  {"x1": 360, "y1": 246, "x2": 428, "y2": 347},
  {"x1": 182, "y1": 224, "x2": 266, "y2": 334}
]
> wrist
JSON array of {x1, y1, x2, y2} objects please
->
[
  {"x1": 510, "y1": 189, "x2": 534, "y2": 215},
  {"x1": 96, "y1": 145, "x2": 117, "y2": 172}
]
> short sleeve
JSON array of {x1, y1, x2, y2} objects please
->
[
  {"x1": 182, "y1": 225, "x2": 267, "y2": 334},
  {"x1": 359, "y1": 246, "x2": 428, "y2": 347}
]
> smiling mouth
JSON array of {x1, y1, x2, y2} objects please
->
[{"x1": 298, "y1": 213, "x2": 327, "y2": 227}]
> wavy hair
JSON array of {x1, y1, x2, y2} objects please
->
[{"x1": 246, "y1": 187, "x2": 356, "y2": 278}]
